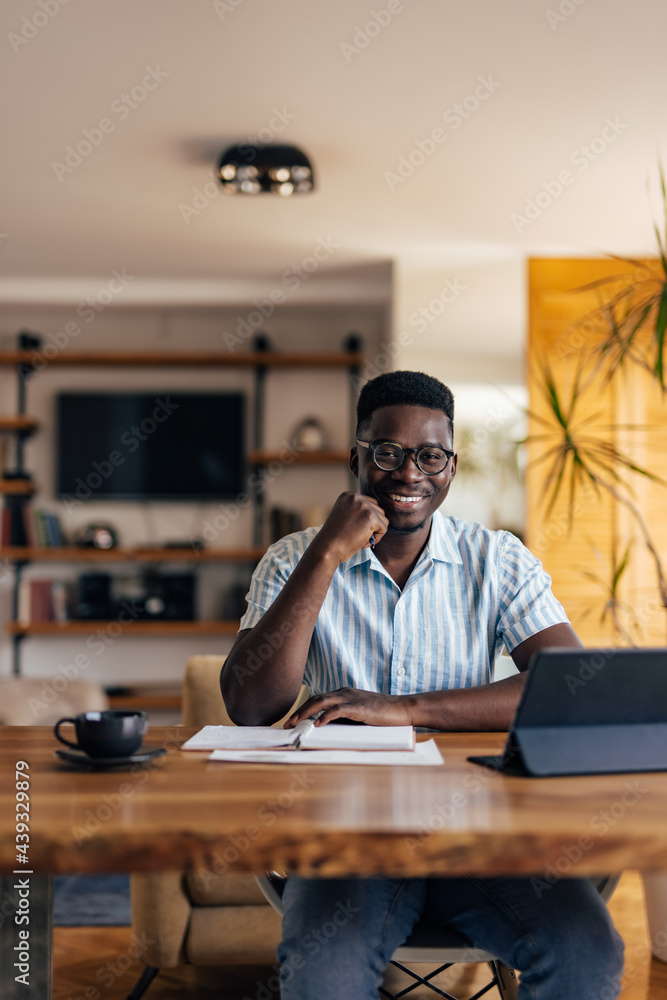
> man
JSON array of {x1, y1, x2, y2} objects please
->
[{"x1": 221, "y1": 370, "x2": 623, "y2": 999}]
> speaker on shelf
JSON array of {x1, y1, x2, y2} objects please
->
[
  {"x1": 76, "y1": 573, "x2": 112, "y2": 620},
  {"x1": 130, "y1": 571, "x2": 197, "y2": 621},
  {"x1": 162, "y1": 572, "x2": 196, "y2": 621}
]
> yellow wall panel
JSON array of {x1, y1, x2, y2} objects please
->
[{"x1": 527, "y1": 258, "x2": 667, "y2": 647}]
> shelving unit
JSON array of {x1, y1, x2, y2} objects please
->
[
  {"x1": 7, "y1": 621, "x2": 240, "y2": 636},
  {"x1": 0, "y1": 480, "x2": 35, "y2": 495},
  {"x1": 0, "y1": 546, "x2": 265, "y2": 563},
  {"x1": 0, "y1": 343, "x2": 362, "y2": 679}
]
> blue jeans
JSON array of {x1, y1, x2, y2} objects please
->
[{"x1": 277, "y1": 876, "x2": 624, "y2": 999}]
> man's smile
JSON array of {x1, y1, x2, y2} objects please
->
[{"x1": 380, "y1": 490, "x2": 432, "y2": 513}]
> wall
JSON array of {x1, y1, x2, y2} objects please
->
[
  {"x1": 390, "y1": 255, "x2": 527, "y2": 535},
  {"x1": 0, "y1": 301, "x2": 387, "y2": 685}
]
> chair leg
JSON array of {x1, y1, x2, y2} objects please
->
[
  {"x1": 125, "y1": 964, "x2": 160, "y2": 1000},
  {"x1": 490, "y1": 961, "x2": 518, "y2": 1000}
]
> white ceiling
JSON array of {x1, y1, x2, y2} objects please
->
[{"x1": 2, "y1": 0, "x2": 667, "y2": 298}]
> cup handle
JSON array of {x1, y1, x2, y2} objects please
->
[{"x1": 54, "y1": 717, "x2": 80, "y2": 750}]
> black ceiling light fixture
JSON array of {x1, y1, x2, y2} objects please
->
[{"x1": 217, "y1": 143, "x2": 315, "y2": 196}]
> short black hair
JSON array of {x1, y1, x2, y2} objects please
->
[{"x1": 356, "y1": 370, "x2": 455, "y2": 436}]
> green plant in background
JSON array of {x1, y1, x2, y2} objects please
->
[
  {"x1": 577, "y1": 541, "x2": 642, "y2": 646},
  {"x1": 573, "y1": 164, "x2": 667, "y2": 388},
  {"x1": 528, "y1": 164, "x2": 667, "y2": 639}
]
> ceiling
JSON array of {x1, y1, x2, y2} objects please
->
[{"x1": 2, "y1": 0, "x2": 667, "y2": 300}]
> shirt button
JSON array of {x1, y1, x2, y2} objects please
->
[{"x1": 396, "y1": 667, "x2": 405, "y2": 677}]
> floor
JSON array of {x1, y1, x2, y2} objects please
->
[{"x1": 52, "y1": 871, "x2": 667, "y2": 999}]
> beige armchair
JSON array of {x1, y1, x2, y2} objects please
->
[
  {"x1": 127, "y1": 655, "x2": 308, "y2": 1000},
  {"x1": 0, "y1": 676, "x2": 108, "y2": 726}
]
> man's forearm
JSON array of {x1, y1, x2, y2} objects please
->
[
  {"x1": 406, "y1": 673, "x2": 527, "y2": 731},
  {"x1": 221, "y1": 544, "x2": 339, "y2": 725}
]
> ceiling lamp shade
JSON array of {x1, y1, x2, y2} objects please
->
[{"x1": 217, "y1": 143, "x2": 315, "y2": 196}]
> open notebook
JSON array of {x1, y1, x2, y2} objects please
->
[{"x1": 181, "y1": 721, "x2": 416, "y2": 752}]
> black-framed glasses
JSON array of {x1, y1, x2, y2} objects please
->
[{"x1": 356, "y1": 439, "x2": 454, "y2": 475}]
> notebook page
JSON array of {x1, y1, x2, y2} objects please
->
[
  {"x1": 181, "y1": 723, "x2": 415, "y2": 752},
  {"x1": 181, "y1": 726, "x2": 297, "y2": 750}
]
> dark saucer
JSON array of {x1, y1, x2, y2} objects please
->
[{"x1": 54, "y1": 745, "x2": 166, "y2": 769}]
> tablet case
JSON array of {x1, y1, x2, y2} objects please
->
[{"x1": 469, "y1": 647, "x2": 667, "y2": 777}]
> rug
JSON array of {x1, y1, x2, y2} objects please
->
[{"x1": 53, "y1": 874, "x2": 131, "y2": 926}]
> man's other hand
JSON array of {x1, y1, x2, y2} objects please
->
[{"x1": 284, "y1": 688, "x2": 413, "y2": 728}]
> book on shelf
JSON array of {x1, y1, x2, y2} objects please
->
[
  {"x1": 1, "y1": 495, "x2": 32, "y2": 546},
  {"x1": 0, "y1": 500, "x2": 65, "y2": 548},
  {"x1": 32, "y1": 508, "x2": 65, "y2": 547},
  {"x1": 51, "y1": 580, "x2": 70, "y2": 622},
  {"x1": 17, "y1": 579, "x2": 71, "y2": 623}
]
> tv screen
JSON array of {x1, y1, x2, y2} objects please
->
[{"x1": 57, "y1": 392, "x2": 246, "y2": 501}]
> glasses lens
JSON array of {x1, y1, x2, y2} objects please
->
[
  {"x1": 373, "y1": 444, "x2": 403, "y2": 470},
  {"x1": 417, "y1": 448, "x2": 449, "y2": 474}
]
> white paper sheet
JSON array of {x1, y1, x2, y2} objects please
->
[{"x1": 207, "y1": 739, "x2": 444, "y2": 766}]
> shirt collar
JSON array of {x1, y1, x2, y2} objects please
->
[
  {"x1": 341, "y1": 510, "x2": 463, "y2": 571},
  {"x1": 426, "y1": 510, "x2": 464, "y2": 565}
]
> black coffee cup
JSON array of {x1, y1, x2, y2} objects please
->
[{"x1": 54, "y1": 710, "x2": 148, "y2": 758}]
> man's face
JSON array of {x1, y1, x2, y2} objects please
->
[{"x1": 351, "y1": 404, "x2": 457, "y2": 534}]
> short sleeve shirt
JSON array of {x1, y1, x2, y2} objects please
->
[{"x1": 240, "y1": 510, "x2": 569, "y2": 697}]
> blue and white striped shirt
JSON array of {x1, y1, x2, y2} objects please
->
[{"x1": 240, "y1": 511, "x2": 569, "y2": 697}]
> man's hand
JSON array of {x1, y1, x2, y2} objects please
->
[
  {"x1": 309, "y1": 492, "x2": 388, "y2": 566},
  {"x1": 284, "y1": 688, "x2": 414, "y2": 728}
]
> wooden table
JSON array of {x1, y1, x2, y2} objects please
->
[{"x1": 2, "y1": 725, "x2": 667, "y2": 998}]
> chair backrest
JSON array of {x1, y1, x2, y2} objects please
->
[
  {"x1": 182, "y1": 654, "x2": 310, "y2": 728},
  {"x1": 0, "y1": 677, "x2": 108, "y2": 726},
  {"x1": 183, "y1": 655, "x2": 233, "y2": 727}
]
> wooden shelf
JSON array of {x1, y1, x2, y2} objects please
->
[
  {"x1": 6, "y1": 620, "x2": 239, "y2": 636},
  {"x1": 248, "y1": 449, "x2": 351, "y2": 465},
  {"x1": 0, "y1": 416, "x2": 38, "y2": 432},
  {"x1": 0, "y1": 350, "x2": 363, "y2": 369},
  {"x1": 107, "y1": 689, "x2": 182, "y2": 711},
  {"x1": 0, "y1": 546, "x2": 265, "y2": 563},
  {"x1": 0, "y1": 480, "x2": 35, "y2": 495}
]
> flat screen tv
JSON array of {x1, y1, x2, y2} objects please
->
[{"x1": 57, "y1": 392, "x2": 246, "y2": 501}]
